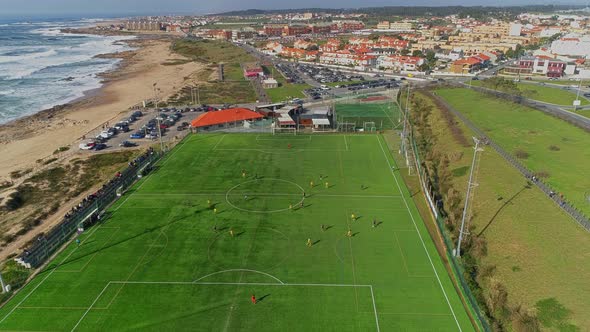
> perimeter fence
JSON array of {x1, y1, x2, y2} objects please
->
[{"x1": 15, "y1": 148, "x2": 163, "y2": 269}]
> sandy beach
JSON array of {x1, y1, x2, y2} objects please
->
[{"x1": 0, "y1": 35, "x2": 203, "y2": 181}]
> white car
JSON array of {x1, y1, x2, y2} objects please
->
[
  {"x1": 79, "y1": 142, "x2": 95, "y2": 150},
  {"x1": 97, "y1": 131, "x2": 114, "y2": 139}
]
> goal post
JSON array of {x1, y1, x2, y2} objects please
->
[
  {"x1": 363, "y1": 122, "x2": 376, "y2": 132},
  {"x1": 272, "y1": 127, "x2": 297, "y2": 135}
]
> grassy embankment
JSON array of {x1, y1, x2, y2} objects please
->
[
  {"x1": 170, "y1": 39, "x2": 257, "y2": 104},
  {"x1": 432, "y1": 88, "x2": 590, "y2": 330},
  {"x1": 470, "y1": 79, "x2": 589, "y2": 106}
]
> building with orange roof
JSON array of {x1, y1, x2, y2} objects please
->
[
  {"x1": 450, "y1": 57, "x2": 483, "y2": 74},
  {"x1": 191, "y1": 108, "x2": 264, "y2": 132}
]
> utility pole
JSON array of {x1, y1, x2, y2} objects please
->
[
  {"x1": 455, "y1": 137, "x2": 484, "y2": 257},
  {"x1": 574, "y1": 79, "x2": 583, "y2": 111}
]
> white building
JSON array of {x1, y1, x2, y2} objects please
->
[
  {"x1": 550, "y1": 35, "x2": 590, "y2": 58},
  {"x1": 509, "y1": 23, "x2": 522, "y2": 37}
]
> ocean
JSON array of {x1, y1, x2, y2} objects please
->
[{"x1": 0, "y1": 17, "x2": 135, "y2": 124}]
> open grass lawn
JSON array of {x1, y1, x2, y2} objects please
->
[
  {"x1": 517, "y1": 82, "x2": 589, "y2": 106},
  {"x1": 437, "y1": 88, "x2": 590, "y2": 218},
  {"x1": 0, "y1": 134, "x2": 474, "y2": 331},
  {"x1": 470, "y1": 80, "x2": 589, "y2": 106},
  {"x1": 263, "y1": 65, "x2": 312, "y2": 103},
  {"x1": 413, "y1": 91, "x2": 589, "y2": 330}
]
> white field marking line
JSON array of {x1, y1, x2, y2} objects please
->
[
  {"x1": 130, "y1": 193, "x2": 402, "y2": 198},
  {"x1": 370, "y1": 285, "x2": 381, "y2": 332},
  {"x1": 376, "y1": 135, "x2": 463, "y2": 332},
  {"x1": 212, "y1": 134, "x2": 226, "y2": 150},
  {"x1": 214, "y1": 148, "x2": 349, "y2": 152},
  {"x1": 193, "y1": 269, "x2": 285, "y2": 284},
  {"x1": 86, "y1": 281, "x2": 379, "y2": 331},
  {"x1": 0, "y1": 223, "x2": 104, "y2": 324},
  {"x1": 70, "y1": 282, "x2": 112, "y2": 332},
  {"x1": 343, "y1": 135, "x2": 349, "y2": 151},
  {"x1": 106, "y1": 280, "x2": 372, "y2": 288},
  {"x1": 255, "y1": 135, "x2": 311, "y2": 141}
]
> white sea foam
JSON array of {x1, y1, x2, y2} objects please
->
[{"x1": 0, "y1": 20, "x2": 136, "y2": 124}]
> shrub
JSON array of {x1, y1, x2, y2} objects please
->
[
  {"x1": 515, "y1": 149, "x2": 529, "y2": 159},
  {"x1": 5, "y1": 191, "x2": 24, "y2": 211}
]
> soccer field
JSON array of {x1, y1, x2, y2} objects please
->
[{"x1": 0, "y1": 134, "x2": 474, "y2": 331}]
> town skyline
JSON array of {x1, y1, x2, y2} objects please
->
[{"x1": 0, "y1": 0, "x2": 588, "y2": 16}]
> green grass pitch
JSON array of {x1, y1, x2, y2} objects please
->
[{"x1": 0, "y1": 134, "x2": 474, "y2": 331}]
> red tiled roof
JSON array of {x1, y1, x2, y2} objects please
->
[{"x1": 191, "y1": 108, "x2": 264, "y2": 128}]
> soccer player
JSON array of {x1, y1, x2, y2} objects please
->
[
  {"x1": 288, "y1": 143, "x2": 292, "y2": 149},
  {"x1": 289, "y1": 204, "x2": 293, "y2": 210},
  {"x1": 307, "y1": 238, "x2": 312, "y2": 247},
  {"x1": 242, "y1": 170, "x2": 246, "y2": 178},
  {"x1": 321, "y1": 224, "x2": 326, "y2": 232},
  {"x1": 230, "y1": 228, "x2": 235, "y2": 237},
  {"x1": 319, "y1": 174, "x2": 323, "y2": 181},
  {"x1": 325, "y1": 181, "x2": 329, "y2": 188},
  {"x1": 214, "y1": 208, "x2": 218, "y2": 214},
  {"x1": 372, "y1": 218, "x2": 377, "y2": 228},
  {"x1": 244, "y1": 194, "x2": 248, "y2": 201},
  {"x1": 300, "y1": 200, "x2": 304, "y2": 209},
  {"x1": 351, "y1": 213, "x2": 356, "y2": 221},
  {"x1": 251, "y1": 294, "x2": 256, "y2": 304},
  {"x1": 346, "y1": 229, "x2": 352, "y2": 237},
  {"x1": 207, "y1": 199, "x2": 211, "y2": 207},
  {"x1": 213, "y1": 225, "x2": 218, "y2": 233},
  {"x1": 310, "y1": 180, "x2": 314, "y2": 188},
  {"x1": 75, "y1": 238, "x2": 81, "y2": 246}
]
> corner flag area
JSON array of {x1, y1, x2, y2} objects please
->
[{"x1": 0, "y1": 134, "x2": 475, "y2": 331}]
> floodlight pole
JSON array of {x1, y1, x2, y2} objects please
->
[
  {"x1": 455, "y1": 137, "x2": 483, "y2": 257},
  {"x1": 0, "y1": 272, "x2": 6, "y2": 293}
]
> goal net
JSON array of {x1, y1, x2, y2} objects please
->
[{"x1": 272, "y1": 127, "x2": 297, "y2": 135}]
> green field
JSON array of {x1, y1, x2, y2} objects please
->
[
  {"x1": 437, "y1": 88, "x2": 590, "y2": 219},
  {"x1": 0, "y1": 134, "x2": 474, "y2": 331},
  {"x1": 335, "y1": 98, "x2": 402, "y2": 130},
  {"x1": 471, "y1": 80, "x2": 589, "y2": 106}
]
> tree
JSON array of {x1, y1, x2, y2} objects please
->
[
  {"x1": 400, "y1": 49, "x2": 411, "y2": 56},
  {"x1": 412, "y1": 49, "x2": 423, "y2": 57},
  {"x1": 425, "y1": 50, "x2": 437, "y2": 64}
]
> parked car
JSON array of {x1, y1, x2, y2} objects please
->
[
  {"x1": 130, "y1": 132, "x2": 145, "y2": 139},
  {"x1": 94, "y1": 143, "x2": 107, "y2": 151},
  {"x1": 119, "y1": 140, "x2": 138, "y2": 148},
  {"x1": 79, "y1": 142, "x2": 95, "y2": 150}
]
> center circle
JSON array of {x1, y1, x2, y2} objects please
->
[
  {"x1": 226, "y1": 178, "x2": 305, "y2": 213},
  {"x1": 208, "y1": 227, "x2": 290, "y2": 270}
]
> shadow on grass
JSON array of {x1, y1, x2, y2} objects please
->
[
  {"x1": 42, "y1": 210, "x2": 203, "y2": 273},
  {"x1": 477, "y1": 183, "x2": 531, "y2": 237}
]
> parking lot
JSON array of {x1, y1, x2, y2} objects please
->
[{"x1": 79, "y1": 107, "x2": 206, "y2": 153}]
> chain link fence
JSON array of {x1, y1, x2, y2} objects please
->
[{"x1": 405, "y1": 129, "x2": 492, "y2": 332}]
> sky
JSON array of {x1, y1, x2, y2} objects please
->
[{"x1": 0, "y1": 0, "x2": 586, "y2": 17}]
